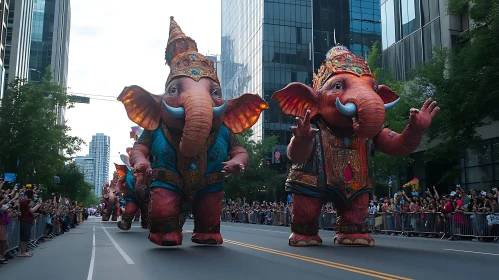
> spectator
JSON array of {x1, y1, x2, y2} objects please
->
[{"x1": 18, "y1": 189, "x2": 41, "y2": 257}]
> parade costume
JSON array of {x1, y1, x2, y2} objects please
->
[
  {"x1": 271, "y1": 44, "x2": 439, "y2": 247},
  {"x1": 117, "y1": 17, "x2": 268, "y2": 246},
  {"x1": 100, "y1": 178, "x2": 120, "y2": 222},
  {"x1": 115, "y1": 150, "x2": 150, "y2": 230}
]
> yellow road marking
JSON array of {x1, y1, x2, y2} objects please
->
[{"x1": 224, "y1": 239, "x2": 412, "y2": 280}]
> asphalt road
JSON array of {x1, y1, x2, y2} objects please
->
[{"x1": 1, "y1": 216, "x2": 498, "y2": 280}]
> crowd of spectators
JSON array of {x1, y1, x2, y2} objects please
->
[
  {"x1": 0, "y1": 180, "x2": 88, "y2": 266},
  {"x1": 222, "y1": 186, "x2": 499, "y2": 242}
]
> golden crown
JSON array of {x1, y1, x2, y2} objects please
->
[
  {"x1": 165, "y1": 17, "x2": 219, "y2": 86},
  {"x1": 312, "y1": 45, "x2": 372, "y2": 90}
]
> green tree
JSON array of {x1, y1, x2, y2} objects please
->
[
  {"x1": 0, "y1": 67, "x2": 84, "y2": 186},
  {"x1": 224, "y1": 129, "x2": 282, "y2": 202},
  {"x1": 400, "y1": 0, "x2": 499, "y2": 182},
  {"x1": 47, "y1": 163, "x2": 94, "y2": 203}
]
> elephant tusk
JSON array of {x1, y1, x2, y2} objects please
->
[
  {"x1": 162, "y1": 100, "x2": 185, "y2": 119},
  {"x1": 335, "y1": 97, "x2": 357, "y2": 117},
  {"x1": 384, "y1": 97, "x2": 400, "y2": 111},
  {"x1": 213, "y1": 100, "x2": 228, "y2": 118}
]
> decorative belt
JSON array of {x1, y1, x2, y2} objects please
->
[
  {"x1": 286, "y1": 170, "x2": 318, "y2": 187},
  {"x1": 152, "y1": 168, "x2": 225, "y2": 188}
]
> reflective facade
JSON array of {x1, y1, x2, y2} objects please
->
[
  {"x1": 380, "y1": 0, "x2": 447, "y2": 80},
  {"x1": 29, "y1": 0, "x2": 70, "y2": 124},
  {"x1": 221, "y1": 0, "x2": 264, "y2": 142},
  {"x1": 222, "y1": 0, "x2": 382, "y2": 159},
  {"x1": 89, "y1": 133, "x2": 110, "y2": 197},
  {"x1": 0, "y1": 0, "x2": 10, "y2": 102},
  {"x1": 4, "y1": 0, "x2": 34, "y2": 95},
  {"x1": 313, "y1": 0, "x2": 381, "y2": 71}
]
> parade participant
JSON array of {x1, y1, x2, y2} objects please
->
[
  {"x1": 115, "y1": 149, "x2": 150, "y2": 230},
  {"x1": 117, "y1": 17, "x2": 268, "y2": 246},
  {"x1": 271, "y1": 44, "x2": 440, "y2": 247}
]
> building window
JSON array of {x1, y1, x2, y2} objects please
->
[
  {"x1": 381, "y1": 0, "x2": 396, "y2": 50},
  {"x1": 460, "y1": 138, "x2": 499, "y2": 190},
  {"x1": 400, "y1": 0, "x2": 421, "y2": 38}
]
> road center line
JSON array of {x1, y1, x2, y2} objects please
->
[
  {"x1": 102, "y1": 226, "x2": 135, "y2": 264},
  {"x1": 443, "y1": 248, "x2": 499, "y2": 256},
  {"x1": 87, "y1": 225, "x2": 96, "y2": 280},
  {"x1": 224, "y1": 239, "x2": 412, "y2": 280}
]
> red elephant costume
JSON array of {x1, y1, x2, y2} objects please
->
[
  {"x1": 117, "y1": 17, "x2": 268, "y2": 246},
  {"x1": 272, "y1": 45, "x2": 439, "y2": 247}
]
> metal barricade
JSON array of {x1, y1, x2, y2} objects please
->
[{"x1": 5, "y1": 218, "x2": 20, "y2": 255}]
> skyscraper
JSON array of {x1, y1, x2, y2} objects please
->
[
  {"x1": 29, "y1": 0, "x2": 70, "y2": 124},
  {"x1": 205, "y1": 54, "x2": 222, "y2": 85},
  {"x1": 89, "y1": 133, "x2": 110, "y2": 197},
  {"x1": 0, "y1": 0, "x2": 11, "y2": 102},
  {"x1": 3, "y1": 0, "x2": 34, "y2": 95},
  {"x1": 74, "y1": 155, "x2": 96, "y2": 188},
  {"x1": 221, "y1": 0, "x2": 381, "y2": 161}
]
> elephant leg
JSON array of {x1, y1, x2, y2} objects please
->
[
  {"x1": 148, "y1": 188, "x2": 183, "y2": 246},
  {"x1": 140, "y1": 202, "x2": 149, "y2": 229},
  {"x1": 118, "y1": 201, "x2": 138, "y2": 231},
  {"x1": 102, "y1": 209, "x2": 109, "y2": 221},
  {"x1": 334, "y1": 192, "x2": 374, "y2": 246},
  {"x1": 289, "y1": 194, "x2": 323, "y2": 247},
  {"x1": 134, "y1": 208, "x2": 140, "y2": 222},
  {"x1": 191, "y1": 191, "x2": 223, "y2": 245},
  {"x1": 111, "y1": 209, "x2": 118, "y2": 221}
]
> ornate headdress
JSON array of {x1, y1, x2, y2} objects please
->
[
  {"x1": 165, "y1": 17, "x2": 219, "y2": 86},
  {"x1": 312, "y1": 44, "x2": 373, "y2": 90}
]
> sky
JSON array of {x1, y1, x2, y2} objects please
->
[{"x1": 66, "y1": 0, "x2": 221, "y2": 181}]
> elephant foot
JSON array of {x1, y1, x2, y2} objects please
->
[
  {"x1": 191, "y1": 232, "x2": 223, "y2": 245},
  {"x1": 111, "y1": 217, "x2": 118, "y2": 222},
  {"x1": 334, "y1": 233, "x2": 375, "y2": 247},
  {"x1": 288, "y1": 232, "x2": 322, "y2": 247},
  {"x1": 148, "y1": 231, "x2": 183, "y2": 246},
  {"x1": 118, "y1": 220, "x2": 132, "y2": 231},
  {"x1": 141, "y1": 220, "x2": 149, "y2": 229},
  {"x1": 134, "y1": 217, "x2": 140, "y2": 222}
]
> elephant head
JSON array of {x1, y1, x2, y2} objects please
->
[
  {"x1": 118, "y1": 17, "x2": 268, "y2": 158},
  {"x1": 271, "y1": 45, "x2": 399, "y2": 139}
]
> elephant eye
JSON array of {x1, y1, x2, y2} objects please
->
[
  {"x1": 333, "y1": 83, "x2": 342, "y2": 90},
  {"x1": 373, "y1": 84, "x2": 378, "y2": 91},
  {"x1": 212, "y1": 89, "x2": 221, "y2": 96},
  {"x1": 170, "y1": 86, "x2": 178, "y2": 94}
]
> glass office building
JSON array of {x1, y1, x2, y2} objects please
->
[
  {"x1": 222, "y1": 0, "x2": 381, "y2": 163},
  {"x1": 380, "y1": 0, "x2": 444, "y2": 81},
  {"x1": 29, "y1": 0, "x2": 70, "y2": 124}
]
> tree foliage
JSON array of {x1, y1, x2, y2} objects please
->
[
  {"x1": 403, "y1": 0, "x2": 499, "y2": 179},
  {"x1": 224, "y1": 129, "x2": 283, "y2": 202},
  {"x1": 0, "y1": 67, "x2": 84, "y2": 187}
]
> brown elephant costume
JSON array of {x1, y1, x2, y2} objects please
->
[
  {"x1": 117, "y1": 17, "x2": 268, "y2": 246},
  {"x1": 272, "y1": 44, "x2": 440, "y2": 247},
  {"x1": 101, "y1": 177, "x2": 120, "y2": 222}
]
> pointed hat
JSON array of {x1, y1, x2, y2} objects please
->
[
  {"x1": 312, "y1": 43, "x2": 372, "y2": 90},
  {"x1": 164, "y1": 17, "x2": 219, "y2": 86}
]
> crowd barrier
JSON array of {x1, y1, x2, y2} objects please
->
[
  {"x1": 5, "y1": 214, "x2": 50, "y2": 256},
  {"x1": 222, "y1": 211, "x2": 499, "y2": 240}
]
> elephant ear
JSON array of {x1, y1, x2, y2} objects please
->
[
  {"x1": 271, "y1": 82, "x2": 319, "y2": 118},
  {"x1": 114, "y1": 163, "x2": 128, "y2": 179},
  {"x1": 117, "y1": 85, "x2": 163, "y2": 130},
  {"x1": 120, "y1": 154, "x2": 132, "y2": 171},
  {"x1": 224, "y1": 94, "x2": 269, "y2": 134},
  {"x1": 377, "y1": 85, "x2": 400, "y2": 104}
]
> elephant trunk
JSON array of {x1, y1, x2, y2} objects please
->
[
  {"x1": 179, "y1": 92, "x2": 214, "y2": 157},
  {"x1": 337, "y1": 93, "x2": 385, "y2": 139}
]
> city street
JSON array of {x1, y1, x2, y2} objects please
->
[{"x1": 0, "y1": 216, "x2": 497, "y2": 280}]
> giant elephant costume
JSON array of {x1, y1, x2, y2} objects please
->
[
  {"x1": 117, "y1": 17, "x2": 268, "y2": 246},
  {"x1": 101, "y1": 177, "x2": 120, "y2": 222},
  {"x1": 271, "y1": 45, "x2": 440, "y2": 247},
  {"x1": 115, "y1": 149, "x2": 150, "y2": 230}
]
